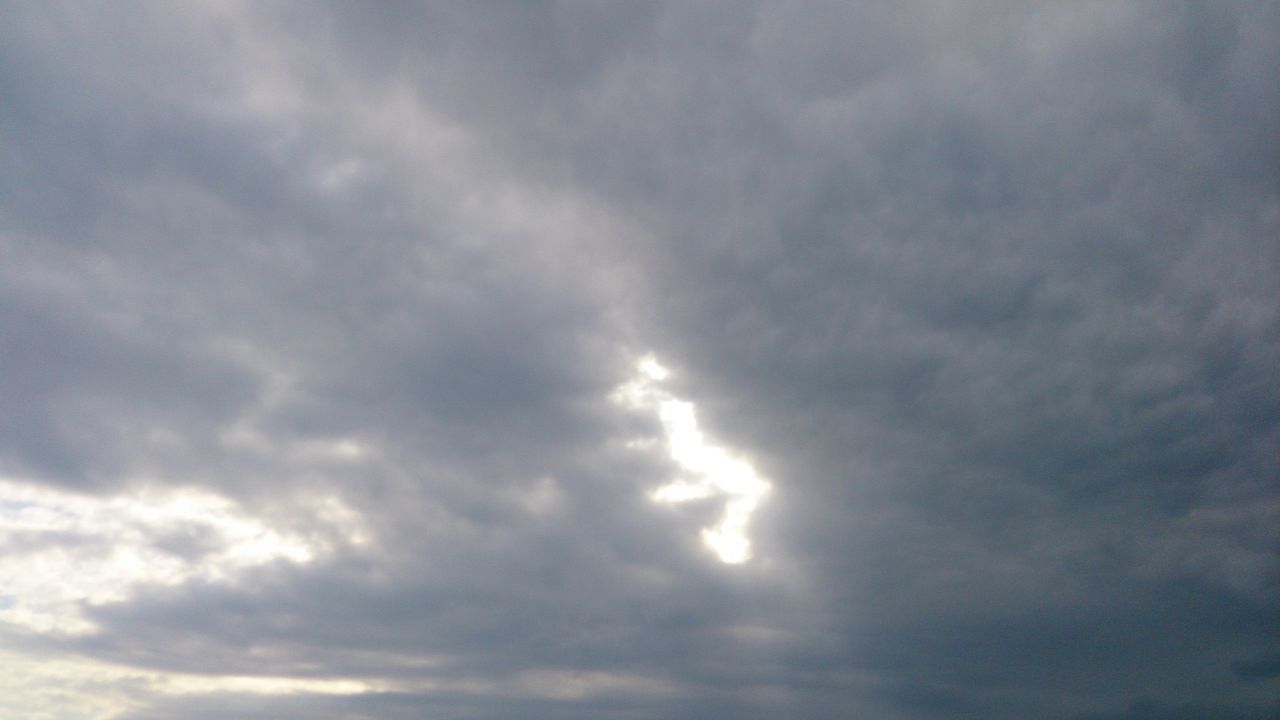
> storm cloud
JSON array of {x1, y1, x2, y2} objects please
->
[{"x1": 1, "y1": 2, "x2": 1277, "y2": 719}]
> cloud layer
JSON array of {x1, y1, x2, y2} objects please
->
[{"x1": 1, "y1": 2, "x2": 1277, "y2": 718}]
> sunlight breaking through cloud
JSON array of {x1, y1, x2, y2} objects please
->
[
  {"x1": 613, "y1": 355, "x2": 771, "y2": 564},
  {"x1": 0, "y1": 477, "x2": 352, "y2": 635},
  {"x1": 0, "y1": 648, "x2": 391, "y2": 720}
]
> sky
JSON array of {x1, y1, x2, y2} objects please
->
[{"x1": 0, "y1": 2, "x2": 1277, "y2": 719}]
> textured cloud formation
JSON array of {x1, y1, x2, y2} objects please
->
[
  {"x1": 0, "y1": 476, "x2": 333, "y2": 634},
  {"x1": 1, "y1": 2, "x2": 1277, "y2": 719}
]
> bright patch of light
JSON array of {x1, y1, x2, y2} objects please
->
[
  {"x1": 0, "y1": 648, "x2": 382, "y2": 720},
  {"x1": 0, "y1": 647, "x2": 675, "y2": 720},
  {"x1": 161, "y1": 673, "x2": 377, "y2": 696},
  {"x1": 0, "y1": 477, "x2": 354, "y2": 635},
  {"x1": 613, "y1": 355, "x2": 771, "y2": 564},
  {"x1": 637, "y1": 355, "x2": 670, "y2": 381}
]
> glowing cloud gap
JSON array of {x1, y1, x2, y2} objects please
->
[
  {"x1": 613, "y1": 355, "x2": 771, "y2": 564},
  {"x1": 0, "y1": 478, "x2": 349, "y2": 635}
]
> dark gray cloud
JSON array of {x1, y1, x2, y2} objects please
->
[
  {"x1": 1, "y1": 2, "x2": 1276, "y2": 719},
  {"x1": 1233, "y1": 651, "x2": 1280, "y2": 681}
]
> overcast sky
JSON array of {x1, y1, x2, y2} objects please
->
[{"x1": 1, "y1": 2, "x2": 1278, "y2": 719}]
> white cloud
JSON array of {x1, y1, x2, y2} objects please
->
[{"x1": 0, "y1": 477, "x2": 360, "y2": 635}]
